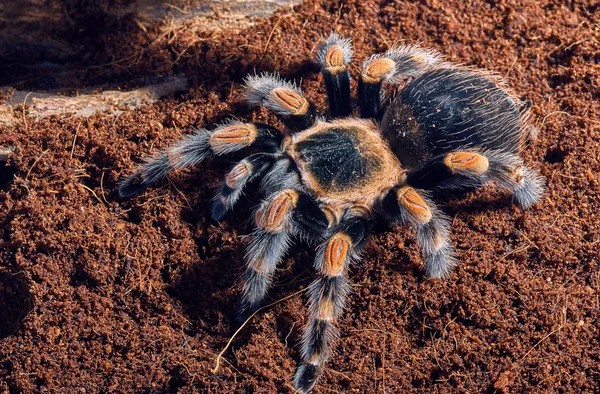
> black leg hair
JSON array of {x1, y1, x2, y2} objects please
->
[
  {"x1": 260, "y1": 157, "x2": 301, "y2": 196},
  {"x1": 119, "y1": 121, "x2": 281, "y2": 198},
  {"x1": 211, "y1": 153, "x2": 278, "y2": 221},
  {"x1": 238, "y1": 189, "x2": 330, "y2": 322},
  {"x1": 294, "y1": 218, "x2": 366, "y2": 394},
  {"x1": 406, "y1": 150, "x2": 545, "y2": 209},
  {"x1": 316, "y1": 32, "x2": 353, "y2": 118},
  {"x1": 358, "y1": 45, "x2": 442, "y2": 119},
  {"x1": 238, "y1": 229, "x2": 291, "y2": 322},
  {"x1": 245, "y1": 73, "x2": 318, "y2": 130},
  {"x1": 382, "y1": 186, "x2": 456, "y2": 278},
  {"x1": 406, "y1": 151, "x2": 491, "y2": 190},
  {"x1": 487, "y1": 152, "x2": 545, "y2": 209}
]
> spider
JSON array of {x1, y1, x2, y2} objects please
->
[{"x1": 119, "y1": 33, "x2": 545, "y2": 393}]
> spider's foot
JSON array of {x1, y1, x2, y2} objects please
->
[
  {"x1": 513, "y1": 166, "x2": 545, "y2": 209},
  {"x1": 294, "y1": 363, "x2": 321, "y2": 394},
  {"x1": 118, "y1": 173, "x2": 147, "y2": 198},
  {"x1": 423, "y1": 243, "x2": 457, "y2": 279},
  {"x1": 211, "y1": 196, "x2": 228, "y2": 221},
  {"x1": 235, "y1": 299, "x2": 261, "y2": 326}
]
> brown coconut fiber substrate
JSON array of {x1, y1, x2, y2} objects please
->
[{"x1": 0, "y1": 0, "x2": 599, "y2": 393}]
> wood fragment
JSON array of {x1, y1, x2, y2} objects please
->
[
  {"x1": 132, "y1": 0, "x2": 302, "y2": 33},
  {"x1": 0, "y1": 147, "x2": 11, "y2": 162},
  {"x1": 0, "y1": 77, "x2": 188, "y2": 126}
]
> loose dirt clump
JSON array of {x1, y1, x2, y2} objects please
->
[{"x1": 0, "y1": 1, "x2": 599, "y2": 393}]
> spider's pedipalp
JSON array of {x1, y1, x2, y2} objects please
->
[
  {"x1": 382, "y1": 186, "x2": 456, "y2": 278},
  {"x1": 245, "y1": 73, "x2": 317, "y2": 129},
  {"x1": 359, "y1": 45, "x2": 442, "y2": 119},
  {"x1": 118, "y1": 122, "x2": 281, "y2": 198},
  {"x1": 295, "y1": 218, "x2": 366, "y2": 394},
  {"x1": 238, "y1": 189, "x2": 330, "y2": 322},
  {"x1": 260, "y1": 157, "x2": 300, "y2": 196},
  {"x1": 211, "y1": 153, "x2": 277, "y2": 221},
  {"x1": 293, "y1": 193, "x2": 330, "y2": 239},
  {"x1": 407, "y1": 150, "x2": 545, "y2": 209},
  {"x1": 317, "y1": 32, "x2": 353, "y2": 117}
]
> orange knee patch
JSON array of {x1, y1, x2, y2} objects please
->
[
  {"x1": 209, "y1": 124, "x2": 257, "y2": 153},
  {"x1": 225, "y1": 161, "x2": 252, "y2": 189},
  {"x1": 362, "y1": 58, "x2": 395, "y2": 84},
  {"x1": 325, "y1": 45, "x2": 346, "y2": 73},
  {"x1": 397, "y1": 187, "x2": 432, "y2": 224},
  {"x1": 444, "y1": 152, "x2": 489, "y2": 175},
  {"x1": 323, "y1": 233, "x2": 351, "y2": 277},
  {"x1": 256, "y1": 190, "x2": 299, "y2": 232},
  {"x1": 272, "y1": 88, "x2": 309, "y2": 115}
]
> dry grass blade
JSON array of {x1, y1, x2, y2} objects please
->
[{"x1": 212, "y1": 288, "x2": 305, "y2": 373}]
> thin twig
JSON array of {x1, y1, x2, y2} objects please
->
[
  {"x1": 22, "y1": 91, "x2": 33, "y2": 132},
  {"x1": 70, "y1": 123, "x2": 80, "y2": 159},
  {"x1": 261, "y1": 15, "x2": 283, "y2": 56},
  {"x1": 100, "y1": 171, "x2": 109, "y2": 204},
  {"x1": 212, "y1": 288, "x2": 305, "y2": 373},
  {"x1": 540, "y1": 111, "x2": 572, "y2": 128},
  {"x1": 79, "y1": 183, "x2": 105, "y2": 205},
  {"x1": 25, "y1": 149, "x2": 49, "y2": 180}
]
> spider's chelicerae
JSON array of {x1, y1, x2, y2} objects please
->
[{"x1": 119, "y1": 33, "x2": 545, "y2": 393}]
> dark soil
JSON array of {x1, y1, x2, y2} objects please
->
[{"x1": 1, "y1": 0, "x2": 599, "y2": 393}]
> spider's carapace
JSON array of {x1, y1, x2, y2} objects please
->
[{"x1": 289, "y1": 119, "x2": 405, "y2": 206}]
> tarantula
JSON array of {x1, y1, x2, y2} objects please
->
[{"x1": 119, "y1": 33, "x2": 544, "y2": 393}]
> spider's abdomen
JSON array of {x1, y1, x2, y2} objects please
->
[
  {"x1": 289, "y1": 119, "x2": 403, "y2": 205},
  {"x1": 381, "y1": 68, "x2": 524, "y2": 169}
]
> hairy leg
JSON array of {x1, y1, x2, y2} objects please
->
[
  {"x1": 238, "y1": 189, "x2": 330, "y2": 322},
  {"x1": 316, "y1": 32, "x2": 353, "y2": 118},
  {"x1": 245, "y1": 73, "x2": 318, "y2": 130},
  {"x1": 294, "y1": 218, "x2": 366, "y2": 393},
  {"x1": 406, "y1": 150, "x2": 545, "y2": 208},
  {"x1": 382, "y1": 186, "x2": 456, "y2": 278},
  {"x1": 211, "y1": 153, "x2": 278, "y2": 221},
  {"x1": 359, "y1": 45, "x2": 442, "y2": 119},
  {"x1": 119, "y1": 121, "x2": 281, "y2": 197}
]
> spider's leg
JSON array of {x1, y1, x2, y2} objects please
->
[
  {"x1": 294, "y1": 218, "x2": 366, "y2": 394},
  {"x1": 211, "y1": 153, "x2": 278, "y2": 221},
  {"x1": 245, "y1": 73, "x2": 317, "y2": 130},
  {"x1": 382, "y1": 186, "x2": 456, "y2": 278},
  {"x1": 359, "y1": 45, "x2": 442, "y2": 119},
  {"x1": 406, "y1": 150, "x2": 545, "y2": 209},
  {"x1": 260, "y1": 157, "x2": 302, "y2": 196},
  {"x1": 238, "y1": 188, "x2": 330, "y2": 322},
  {"x1": 118, "y1": 121, "x2": 281, "y2": 198},
  {"x1": 316, "y1": 32, "x2": 353, "y2": 118}
]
